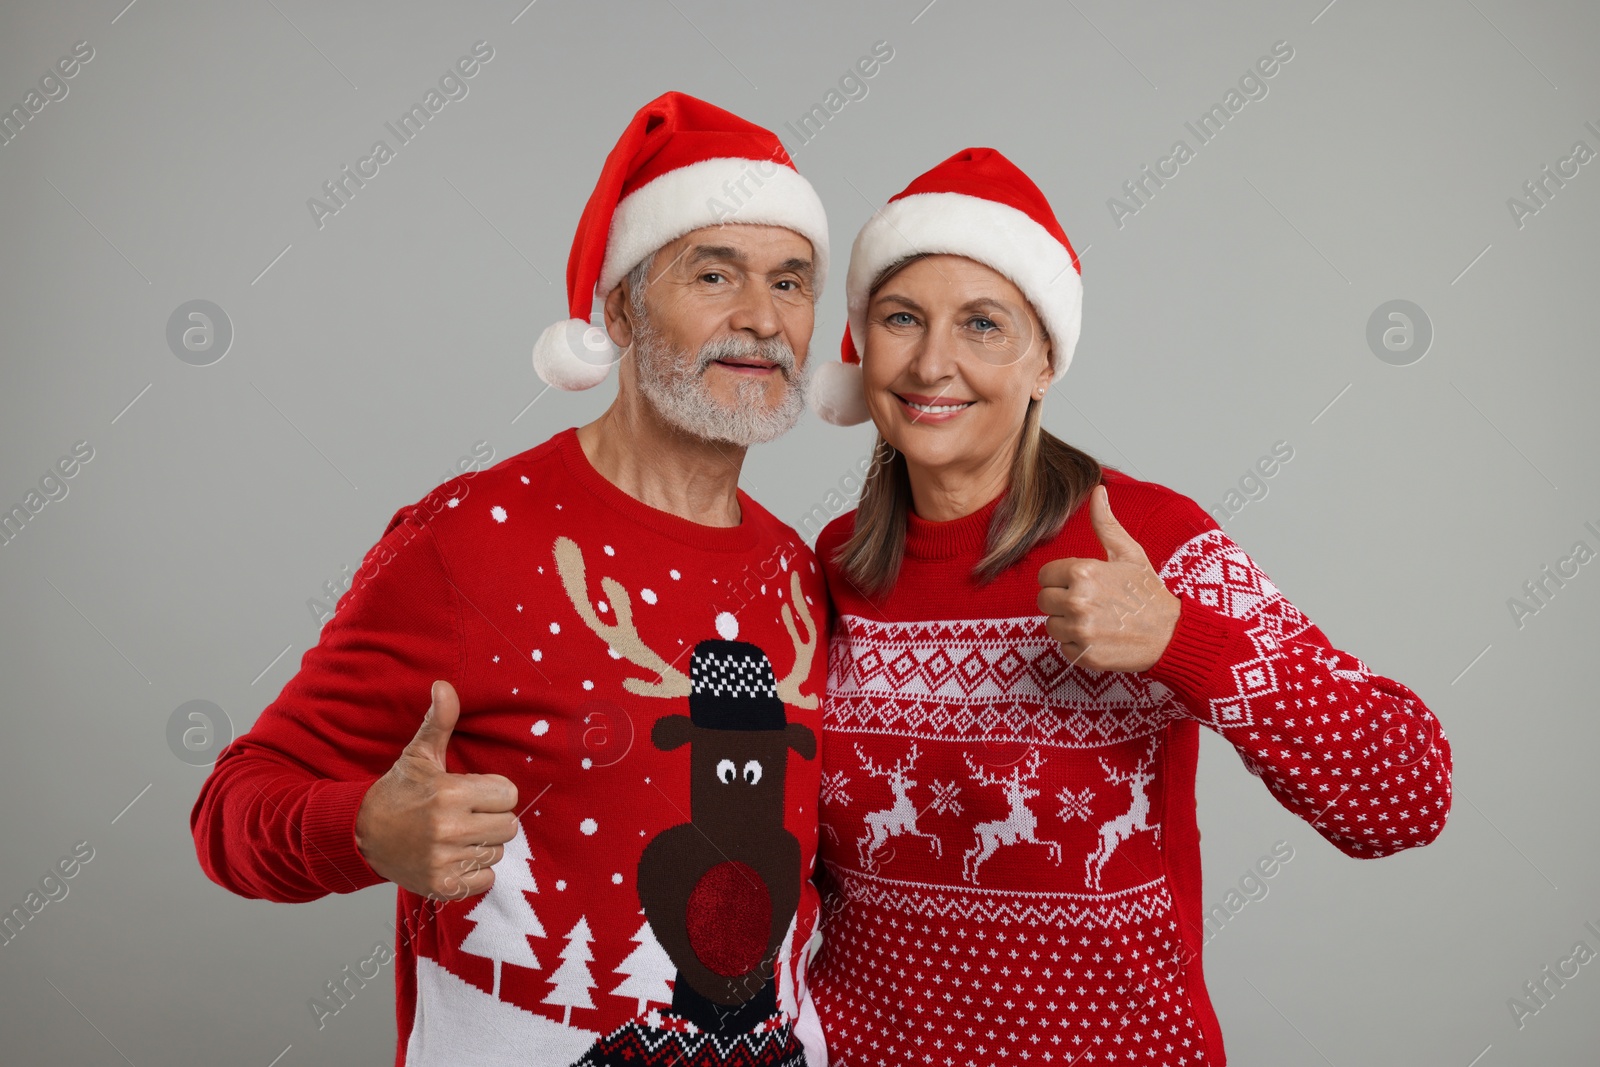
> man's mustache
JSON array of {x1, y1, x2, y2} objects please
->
[{"x1": 693, "y1": 335, "x2": 797, "y2": 378}]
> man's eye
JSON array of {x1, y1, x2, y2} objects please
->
[
  {"x1": 774, "y1": 279, "x2": 797, "y2": 291},
  {"x1": 701, "y1": 272, "x2": 725, "y2": 284}
]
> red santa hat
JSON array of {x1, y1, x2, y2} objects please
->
[
  {"x1": 533, "y1": 91, "x2": 830, "y2": 390},
  {"x1": 809, "y1": 147, "x2": 1082, "y2": 426}
]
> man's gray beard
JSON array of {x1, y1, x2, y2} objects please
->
[{"x1": 630, "y1": 313, "x2": 812, "y2": 447}]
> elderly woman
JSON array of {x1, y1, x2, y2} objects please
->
[{"x1": 801, "y1": 148, "x2": 1453, "y2": 1065}]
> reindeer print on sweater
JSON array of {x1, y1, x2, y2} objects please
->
[{"x1": 190, "y1": 429, "x2": 829, "y2": 1067}]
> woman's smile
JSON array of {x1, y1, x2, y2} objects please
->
[{"x1": 895, "y1": 391, "x2": 976, "y2": 422}]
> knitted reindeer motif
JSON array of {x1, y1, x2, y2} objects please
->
[
  {"x1": 553, "y1": 536, "x2": 817, "y2": 1036},
  {"x1": 961, "y1": 748, "x2": 1061, "y2": 884},
  {"x1": 856, "y1": 741, "x2": 942, "y2": 868},
  {"x1": 1085, "y1": 735, "x2": 1161, "y2": 891}
]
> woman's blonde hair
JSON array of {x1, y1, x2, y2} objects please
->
[{"x1": 831, "y1": 255, "x2": 1104, "y2": 597}]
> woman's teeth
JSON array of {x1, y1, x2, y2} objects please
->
[{"x1": 906, "y1": 399, "x2": 972, "y2": 414}]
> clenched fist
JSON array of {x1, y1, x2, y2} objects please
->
[
  {"x1": 354, "y1": 680, "x2": 520, "y2": 900},
  {"x1": 1037, "y1": 484, "x2": 1182, "y2": 674}
]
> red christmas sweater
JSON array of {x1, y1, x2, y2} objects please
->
[
  {"x1": 191, "y1": 426, "x2": 830, "y2": 1067},
  {"x1": 807, "y1": 469, "x2": 1452, "y2": 1066}
]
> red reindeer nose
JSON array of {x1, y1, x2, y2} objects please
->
[{"x1": 685, "y1": 861, "x2": 771, "y2": 977}]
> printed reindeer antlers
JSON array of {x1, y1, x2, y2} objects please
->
[
  {"x1": 553, "y1": 536, "x2": 691, "y2": 698},
  {"x1": 552, "y1": 538, "x2": 818, "y2": 706},
  {"x1": 776, "y1": 570, "x2": 818, "y2": 710}
]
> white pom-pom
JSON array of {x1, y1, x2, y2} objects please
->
[
  {"x1": 532, "y1": 318, "x2": 620, "y2": 390},
  {"x1": 715, "y1": 611, "x2": 738, "y2": 640},
  {"x1": 808, "y1": 360, "x2": 871, "y2": 426}
]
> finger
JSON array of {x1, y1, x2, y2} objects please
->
[
  {"x1": 450, "y1": 811, "x2": 520, "y2": 848},
  {"x1": 1037, "y1": 586, "x2": 1075, "y2": 618},
  {"x1": 454, "y1": 772, "x2": 519, "y2": 813},
  {"x1": 1037, "y1": 557, "x2": 1085, "y2": 590},
  {"x1": 1089, "y1": 485, "x2": 1147, "y2": 565},
  {"x1": 433, "y1": 863, "x2": 495, "y2": 901},
  {"x1": 452, "y1": 840, "x2": 505, "y2": 871},
  {"x1": 408, "y1": 679, "x2": 460, "y2": 770}
]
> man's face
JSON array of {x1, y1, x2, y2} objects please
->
[{"x1": 609, "y1": 224, "x2": 817, "y2": 446}]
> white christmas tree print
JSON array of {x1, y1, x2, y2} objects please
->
[
  {"x1": 608, "y1": 919, "x2": 675, "y2": 1015},
  {"x1": 460, "y1": 821, "x2": 544, "y2": 999},
  {"x1": 543, "y1": 916, "x2": 598, "y2": 1025}
]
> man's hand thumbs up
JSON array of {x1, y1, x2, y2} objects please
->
[
  {"x1": 354, "y1": 679, "x2": 520, "y2": 901},
  {"x1": 406, "y1": 680, "x2": 461, "y2": 771}
]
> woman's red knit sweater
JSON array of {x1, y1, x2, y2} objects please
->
[{"x1": 808, "y1": 467, "x2": 1452, "y2": 1066}]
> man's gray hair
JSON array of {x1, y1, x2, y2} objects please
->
[{"x1": 625, "y1": 254, "x2": 653, "y2": 324}]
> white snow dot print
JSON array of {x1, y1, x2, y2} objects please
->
[
  {"x1": 715, "y1": 612, "x2": 738, "y2": 640},
  {"x1": 531, "y1": 720, "x2": 549, "y2": 736},
  {"x1": 580, "y1": 818, "x2": 597, "y2": 835},
  {"x1": 549, "y1": 622, "x2": 560, "y2": 634},
  {"x1": 669, "y1": 569, "x2": 680, "y2": 580},
  {"x1": 490, "y1": 506, "x2": 507, "y2": 523},
  {"x1": 446, "y1": 497, "x2": 459, "y2": 508},
  {"x1": 640, "y1": 588, "x2": 657, "y2": 604}
]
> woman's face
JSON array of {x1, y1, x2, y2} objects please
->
[{"x1": 861, "y1": 254, "x2": 1054, "y2": 477}]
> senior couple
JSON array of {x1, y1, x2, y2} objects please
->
[{"x1": 192, "y1": 92, "x2": 1452, "y2": 1066}]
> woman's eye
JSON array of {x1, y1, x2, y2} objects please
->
[
  {"x1": 967, "y1": 316, "x2": 999, "y2": 332},
  {"x1": 886, "y1": 312, "x2": 916, "y2": 327}
]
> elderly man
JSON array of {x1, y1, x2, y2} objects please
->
[{"x1": 190, "y1": 92, "x2": 831, "y2": 1067}]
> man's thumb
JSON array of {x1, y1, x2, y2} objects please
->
[{"x1": 409, "y1": 680, "x2": 460, "y2": 768}]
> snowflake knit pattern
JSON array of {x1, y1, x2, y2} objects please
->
[
  {"x1": 190, "y1": 427, "x2": 828, "y2": 1067},
  {"x1": 807, "y1": 469, "x2": 1452, "y2": 1066}
]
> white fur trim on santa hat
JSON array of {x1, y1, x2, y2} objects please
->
[
  {"x1": 599, "y1": 157, "x2": 831, "y2": 299},
  {"x1": 808, "y1": 359, "x2": 870, "y2": 427},
  {"x1": 532, "y1": 318, "x2": 622, "y2": 391},
  {"x1": 845, "y1": 191, "x2": 1082, "y2": 382}
]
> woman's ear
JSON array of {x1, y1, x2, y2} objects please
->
[
  {"x1": 1033, "y1": 339, "x2": 1055, "y2": 400},
  {"x1": 602, "y1": 281, "x2": 635, "y2": 351}
]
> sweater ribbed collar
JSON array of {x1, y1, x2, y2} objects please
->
[{"x1": 903, "y1": 486, "x2": 1008, "y2": 561}]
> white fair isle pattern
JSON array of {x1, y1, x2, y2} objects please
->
[
  {"x1": 827, "y1": 866, "x2": 1174, "y2": 929},
  {"x1": 1152, "y1": 526, "x2": 1452, "y2": 857},
  {"x1": 811, "y1": 871, "x2": 1210, "y2": 1066},
  {"x1": 827, "y1": 615, "x2": 1179, "y2": 749}
]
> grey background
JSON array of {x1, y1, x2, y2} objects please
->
[{"x1": 1, "y1": 0, "x2": 1595, "y2": 1063}]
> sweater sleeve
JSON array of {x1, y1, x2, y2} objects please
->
[
  {"x1": 1136, "y1": 495, "x2": 1453, "y2": 858},
  {"x1": 189, "y1": 508, "x2": 465, "y2": 902}
]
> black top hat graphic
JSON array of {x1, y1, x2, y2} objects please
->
[{"x1": 687, "y1": 639, "x2": 788, "y2": 731}]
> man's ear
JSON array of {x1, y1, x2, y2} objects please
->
[{"x1": 602, "y1": 281, "x2": 635, "y2": 351}]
